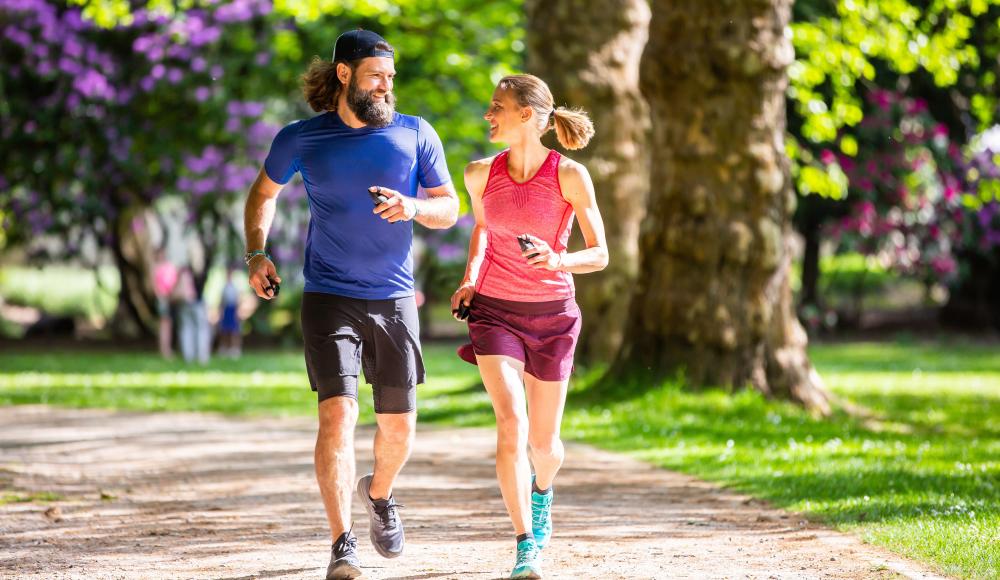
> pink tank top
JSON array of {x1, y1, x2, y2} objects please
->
[{"x1": 476, "y1": 149, "x2": 575, "y2": 302}]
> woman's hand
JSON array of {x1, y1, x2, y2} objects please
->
[
  {"x1": 521, "y1": 234, "x2": 563, "y2": 271},
  {"x1": 450, "y1": 282, "x2": 476, "y2": 320}
]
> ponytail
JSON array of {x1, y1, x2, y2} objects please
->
[{"x1": 550, "y1": 107, "x2": 594, "y2": 150}]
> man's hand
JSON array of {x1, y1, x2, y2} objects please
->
[
  {"x1": 370, "y1": 185, "x2": 417, "y2": 223},
  {"x1": 248, "y1": 255, "x2": 281, "y2": 300}
]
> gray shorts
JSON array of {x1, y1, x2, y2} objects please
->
[{"x1": 300, "y1": 291, "x2": 424, "y2": 414}]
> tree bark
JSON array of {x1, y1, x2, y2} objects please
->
[
  {"x1": 108, "y1": 208, "x2": 156, "y2": 339},
  {"x1": 615, "y1": 0, "x2": 830, "y2": 413},
  {"x1": 525, "y1": 0, "x2": 651, "y2": 364}
]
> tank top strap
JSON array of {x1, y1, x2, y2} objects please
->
[
  {"x1": 487, "y1": 150, "x2": 510, "y2": 182},
  {"x1": 542, "y1": 149, "x2": 562, "y2": 179}
]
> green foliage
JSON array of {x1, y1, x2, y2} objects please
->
[
  {"x1": 788, "y1": 0, "x2": 1000, "y2": 199},
  {"x1": 272, "y1": 0, "x2": 524, "y2": 194},
  {"x1": 791, "y1": 0, "x2": 998, "y2": 143}
]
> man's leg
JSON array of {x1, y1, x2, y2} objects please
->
[
  {"x1": 368, "y1": 411, "x2": 416, "y2": 500},
  {"x1": 316, "y1": 396, "x2": 359, "y2": 541}
]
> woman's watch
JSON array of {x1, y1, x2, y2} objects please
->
[{"x1": 244, "y1": 249, "x2": 270, "y2": 266}]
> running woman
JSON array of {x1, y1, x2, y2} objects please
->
[{"x1": 450, "y1": 74, "x2": 608, "y2": 579}]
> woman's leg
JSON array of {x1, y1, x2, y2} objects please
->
[
  {"x1": 524, "y1": 375, "x2": 568, "y2": 491},
  {"x1": 477, "y1": 354, "x2": 532, "y2": 536}
]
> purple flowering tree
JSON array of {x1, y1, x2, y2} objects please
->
[
  {"x1": 0, "y1": 0, "x2": 291, "y2": 335},
  {"x1": 800, "y1": 87, "x2": 1000, "y2": 329}
]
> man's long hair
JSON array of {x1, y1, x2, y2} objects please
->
[{"x1": 300, "y1": 40, "x2": 394, "y2": 112}]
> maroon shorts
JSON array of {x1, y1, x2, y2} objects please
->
[{"x1": 457, "y1": 293, "x2": 581, "y2": 381}]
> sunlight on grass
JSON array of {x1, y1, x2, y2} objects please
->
[{"x1": 0, "y1": 339, "x2": 997, "y2": 578}]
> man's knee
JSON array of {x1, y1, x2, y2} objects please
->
[
  {"x1": 319, "y1": 396, "x2": 359, "y2": 433},
  {"x1": 376, "y1": 412, "x2": 415, "y2": 446}
]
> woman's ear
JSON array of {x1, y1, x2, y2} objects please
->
[{"x1": 521, "y1": 106, "x2": 533, "y2": 124}]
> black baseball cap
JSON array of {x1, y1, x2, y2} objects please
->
[{"x1": 332, "y1": 29, "x2": 394, "y2": 62}]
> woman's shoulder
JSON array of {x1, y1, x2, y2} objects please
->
[
  {"x1": 465, "y1": 153, "x2": 501, "y2": 175},
  {"x1": 464, "y1": 154, "x2": 502, "y2": 192},
  {"x1": 556, "y1": 155, "x2": 589, "y2": 186}
]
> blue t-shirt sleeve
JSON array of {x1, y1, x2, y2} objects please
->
[
  {"x1": 263, "y1": 121, "x2": 301, "y2": 185},
  {"x1": 416, "y1": 117, "x2": 451, "y2": 189}
]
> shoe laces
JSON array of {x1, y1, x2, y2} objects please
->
[
  {"x1": 516, "y1": 541, "x2": 539, "y2": 566},
  {"x1": 333, "y1": 525, "x2": 358, "y2": 555},
  {"x1": 531, "y1": 499, "x2": 551, "y2": 529},
  {"x1": 373, "y1": 497, "x2": 404, "y2": 529}
]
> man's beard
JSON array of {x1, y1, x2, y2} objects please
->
[{"x1": 346, "y1": 76, "x2": 396, "y2": 128}]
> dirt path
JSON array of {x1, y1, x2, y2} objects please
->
[{"x1": 0, "y1": 406, "x2": 947, "y2": 579}]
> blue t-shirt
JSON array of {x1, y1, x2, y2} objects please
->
[{"x1": 264, "y1": 111, "x2": 451, "y2": 300}]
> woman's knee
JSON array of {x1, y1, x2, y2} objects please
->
[
  {"x1": 495, "y1": 415, "x2": 528, "y2": 454},
  {"x1": 528, "y1": 433, "x2": 563, "y2": 459}
]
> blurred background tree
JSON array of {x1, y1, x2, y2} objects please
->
[
  {"x1": 2, "y1": 0, "x2": 998, "y2": 362},
  {"x1": 788, "y1": 0, "x2": 1000, "y2": 330},
  {"x1": 1, "y1": 0, "x2": 522, "y2": 338}
]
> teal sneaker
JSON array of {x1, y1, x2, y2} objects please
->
[
  {"x1": 510, "y1": 538, "x2": 542, "y2": 579},
  {"x1": 530, "y1": 477, "x2": 553, "y2": 550}
]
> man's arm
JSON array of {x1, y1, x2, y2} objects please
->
[
  {"x1": 412, "y1": 182, "x2": 459, "y2": 229},
  {"x1": 370, "y1": 181, "x2": 459, "y2": 229},
  {"x1": 244, "y1": 168, "x2": 285, "y2": 299}
]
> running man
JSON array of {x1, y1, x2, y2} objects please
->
[{"x1": 243, "y1": 30, "x2": 458, "y2": 580}]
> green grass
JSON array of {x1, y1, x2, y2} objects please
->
[
  {"x1": 0, "y1": 492, "x2": 64, "y2": 506},
  {"x1": 0, "y1": 266, "x2": 119, "y2": 323},
  {"x1": 0, "y1": 341, "x2": 997, "y2": 578}
]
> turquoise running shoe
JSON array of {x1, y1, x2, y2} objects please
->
[
  {"x1": 530, "y1": 476, "x2": 553, "y2": 550},
  {"x1": 510, "y1": 538, "x2": 542, "y2": 579}
]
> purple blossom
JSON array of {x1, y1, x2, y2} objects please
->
[
  {"x1": 73, "y1": 69, "x2": 111, "y2": 99},
  {"x1": 194, "y1": 86, "x2": 211, "y2": 102}
]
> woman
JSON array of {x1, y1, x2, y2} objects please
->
[{"x1": 451, "y1": 74, "x2": 608, "y2": 579}]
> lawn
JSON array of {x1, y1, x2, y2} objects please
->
[{"x1": 0, "y1": 340, "x2": 997, "y2": 579}]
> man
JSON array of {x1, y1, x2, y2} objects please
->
[{"x1": 243, "y1": 29, "x2": 458, "y2": 580}]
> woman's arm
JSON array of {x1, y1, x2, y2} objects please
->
[
  {"x1": 527, "y1": 159, "x2": 609, "y2": 274},
  {"x1": 458, "y1": 159, "x2": 492, "y2": 288}
]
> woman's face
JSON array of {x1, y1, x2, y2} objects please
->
[{"x1": 483, "y1": 87, "x2": 527, "y2": 144}]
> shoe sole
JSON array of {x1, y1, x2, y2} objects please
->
[
  {"x1": 326, "y1": 560, "x2": 362, "y2": 580},
  {"x1": 356, "y1": 474, "x2": 404, "y2": 559},
  {"x1": 510, "y1": 570, "x2": 542, "y2": 579}
]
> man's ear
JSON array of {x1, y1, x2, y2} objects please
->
[{"x1": 336, "y1": 62, "x2": 351, "y2": 86}]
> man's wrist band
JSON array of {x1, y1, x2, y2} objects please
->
[{"x1": 244, "y1": 250, "x2": 270, "y2": 266}]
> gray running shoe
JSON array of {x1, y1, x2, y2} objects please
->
[
  {"x1": 356, "y1": 473, "x2": 405, "y2": 558},
  {"x1": 326, "y1": 529, "x2": 362, "y2": 580}
]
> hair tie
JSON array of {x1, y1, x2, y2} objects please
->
[{"x1": 549, "y1": 109, "x2": 556, "y2": 122}]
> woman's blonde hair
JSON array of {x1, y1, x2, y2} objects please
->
[{"x1": 496, "y1": 74, "x2": 594, "y2": 150}]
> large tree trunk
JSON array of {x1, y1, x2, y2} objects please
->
[
  {"x1": 615, "y1": 0, "x2": 830, "y2": 413},
  {"x1": 108, "y1": 208, "x2": 156, "y2": 339},
  {"x1": 525, "y1": 0, "x2": 650, "y2": 364}
]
